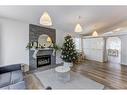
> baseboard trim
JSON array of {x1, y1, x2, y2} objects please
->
[{"x1": 121, "y1": 63, "x2": 127, "y2": 66}]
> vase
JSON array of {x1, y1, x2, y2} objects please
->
[{"x1": 63, "y1": 62, "x2": 73, "y2": 68}]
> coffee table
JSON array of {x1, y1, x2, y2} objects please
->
[{"x1": 55, "y1": 66, "x2": 70, "y2": 82}]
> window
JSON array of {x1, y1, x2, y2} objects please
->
[{"x1": 73, "y1": 37, "x2": 82, "y2": 52}]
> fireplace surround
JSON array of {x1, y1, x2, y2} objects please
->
[
  {"x1": 29, "y1": 24, "x2": 56, "y2": 70},
  {"x1": 36, "y1": 48, "x2": 56, "y2": 68}
]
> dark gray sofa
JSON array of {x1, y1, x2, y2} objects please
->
[{"x1": 0, "y1": 64, "x2": 26, "y2": 89}]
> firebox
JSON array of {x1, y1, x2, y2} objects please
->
[{"x1": 37, "y1": 55, "x2": 51, "y2": 67}]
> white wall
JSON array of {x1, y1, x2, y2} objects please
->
[
  {"x1": 83, "y1": 37, "x2": 104, "y2": 62},
  {"x1": 0, "y1": 18, "x2": 29, "y2": 67},
  {"x1": 55, "y1": 30, "x2": 68, "y2": 64},
  {"x1": 119, "y1": 35, "x2": 127, "y2": 65},
  {"x1": 55, "y1": 31, "x2": 81, "y2": 64},
  {"x1": 83, "y1": 35, "x2": 127, "y2": 65},
  {"x1": 0, "y1": 23, "x2": 2, "y2": 64}
]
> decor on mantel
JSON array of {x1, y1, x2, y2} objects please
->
[
  {"x1": 27, "y1": 42, "x2": 52, "y2": 56},
  {"x1": 92, "y1": 31, "x2": 98, "y2": 37},
  {"x1": 61, "y1": 35, "x2": 78, "y2": 67},
  {"x1": 40, "y1": 11, "x2": 52, "y2": 26},
  {"x1": 74, "y1": 16, "x2": 83, "y2": 32},
  {"x1": 26, "y1": 41, "x2": 61, "y2": 58},
  {"x1": 26, "y1": 34, "x2": 53, "y2": 50}
]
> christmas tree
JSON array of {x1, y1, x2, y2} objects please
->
[{"x1": 61, "y1": 35, "x2": 77, "y2": 63}]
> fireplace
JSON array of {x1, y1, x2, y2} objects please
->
[
  {"x1": 29, "y1": 24, "x2": 56, "y2": 70},
  {"x1": 37, "y1": 55, "x2": 51, "y2": 67}
]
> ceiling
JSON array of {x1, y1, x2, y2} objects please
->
[{"x1": 0, "y1": 6, "x2": 127, "y2": 35}]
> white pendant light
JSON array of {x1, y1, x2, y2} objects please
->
[
  {"x1": 92, "y1": 31, "x2": 98, "y2": 37},
  {"x1": 75, "y1": 23, "x2": 83, "y2": 32},
  {"x1": 74, "y1": 16, "x2": 83, "y2": 32},
  {"x1": 40, "y1": 11, "x2": 52, "y2": 26}
]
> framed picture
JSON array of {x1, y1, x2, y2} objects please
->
[{"x1": 108, "y1": 49, "x2": 118, "y2": 57}]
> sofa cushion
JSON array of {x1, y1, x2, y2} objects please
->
[
  {"x1": 9, "y1": 81, "x2": 26, "y2": 89},
  {"x1": 0, "y1": 72, "x2": 11, "y2": 88},
  {"x1": 11, "y1": 70, "x2": 23, "y2": 84}
]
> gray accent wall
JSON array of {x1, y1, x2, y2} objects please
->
[{"x1": 29, "y1": 24, "x2": 56, "y2": 70}]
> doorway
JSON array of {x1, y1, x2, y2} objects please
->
[{"x1": 106, "y1": 37, "x2": 121, "y2": 64}]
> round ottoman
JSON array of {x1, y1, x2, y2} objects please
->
[{"x1": 55, "y1": 66, "x2": 70, "y2": 82}]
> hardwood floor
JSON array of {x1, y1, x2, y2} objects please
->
[{"x1": 72, "y1": 60, "x2": 127, "y2": 89}]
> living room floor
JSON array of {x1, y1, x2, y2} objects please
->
[
  {"x1": 72, "y1": 60, "x2": 127, "y2": 89},
  {"x1": 25, "y1": 60, "x2": 127, "y2": 89}
]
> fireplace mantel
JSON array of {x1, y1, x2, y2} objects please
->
[
  {"x1": 36, "y1": 48, "x2": 54, "y2": 56},
  {"x1": 37, "y1": 48, "x2": 53, "y2": 51}
]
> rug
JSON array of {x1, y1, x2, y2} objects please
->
[{"x1": 35, "y1": 69, "x2": 104, "y2": 89}]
